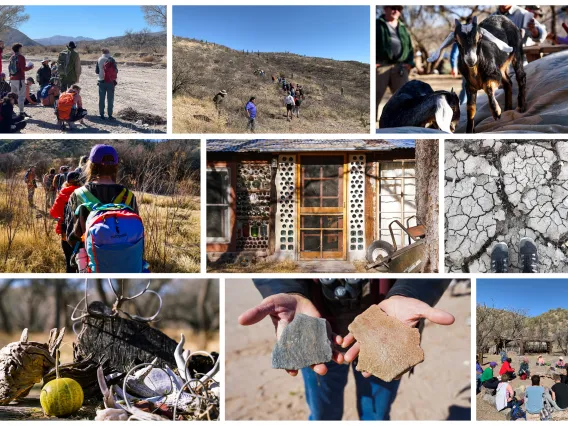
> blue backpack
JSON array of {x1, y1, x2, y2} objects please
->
[
  {"x1": 509, "y1": 401, "x2": 526, "y2": 421},
  {"x1": 75, "y1": 187, "x2": 148, "y2": 273},
  {"x1": 40, "y1": 85, "x2": 52, "y2": 99}
]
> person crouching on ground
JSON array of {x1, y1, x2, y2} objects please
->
[
  {"x1": 24, "y1": 77, "x2": 39, "y2": 105},
  {"x1": 0, "y1": 93, "x2": 27, "y2": 133},
  {"x1": 284, "y1": 91, "x2": 295, "y2": 121},
  {"x1": 500, "y1": 357, "x2": 517, "y2": 379},
  {"x1": 40, "y1": 77, "x2": 61, "y2": 107},
  {"x1": 36, "y1": 57, "x2": 51, "y2": 101},
  {"x1": 96, "y1": 48, "x2": 118, "y2": 120},
  {"x1": 481, "y1": 362, "x2": 500, "y2": 393},
  {"x1": 57, "y1": 85, "x2": 87, "y2": 130},
  {"x1": 537, "y1": 355, "x2": 545, "y2": 366},
  {"x1": 245, "y1": 97, "x2": 257, "y2": 132},
  {"x1": 50, "y1": 171, "x2": 81, "y2": 273},
  {"x1": 519, "y1": 356, "x2": 531, "y2": 380}
]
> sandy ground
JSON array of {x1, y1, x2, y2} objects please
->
[
  {"x1": 376, "y1": 74, "x2": 460, "y2": 126},
  {"x1": 2, "y1": 58, "x2": 167, "y2": 134},
  {"x1": 476, "y1": 353, "x2": 566, "y2": 421},
  {"x1": 225, "y1": 280, "x2": 471, "y2": 421}
]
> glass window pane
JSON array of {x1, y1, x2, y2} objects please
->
[
  {"x1": 322, "y1": 179, "x2": 339, "y2": 197},
  {"x1": 303, "y1": 165, "x2": 320, "y2": 178},
  {"x1": 322, "y1": 231, "x2": 342, "y2": 252},
  {"x1": 380, "y1": 162, "x2": 403, "y2": 178},
  {"x1": 380, "y1": 179, "x2": 401, "y2": 196},
  {"x1": 301, "y1": 231, "x2": 320, "y2": 251},
  {"x1": 381, "y1": 196, "x2": 401, "y2": 213},
  {"x1": 322, "y1": 164, "x2": 340, "y2": 178},
  {"x1": 322, "y1": 198, "x2": 339, "y2": 207},
  {"x1": 302, "y1": 215, "x2": 321, "y2": 229},
  {"x1": 304, "y1": 198, "x2": 320, "y2": 208},
  {"x1": 207, "y1": 206, "x2": 226, "y2": 238},
  {"x1": 207, "y1": 170, "x2": 228, "y2": 204},
  {"x1": 404, "y1": 180, "x2": 416, "y2": 196},
  {"x1": 404, "y1": 162, "x2": 416, "y2": 177},
  {"x1": 323, "y1": 215, "x2": 342, "y2": 228},
  {"x1": 304, "y1": 180, "x2": 321, "y2": 197}
]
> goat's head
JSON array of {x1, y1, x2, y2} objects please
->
[
  {"x1": 427, "y1": 16, "x2": 514, "y2": 65},
  {"x1": 455, "y1": 17, "x2": 481, "y2": 67}
]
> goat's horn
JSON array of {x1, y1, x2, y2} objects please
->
[
  {"x1": 20, "y1": 328, "x2": 28, "y2": 343},
  {"x1": 175, "y1": 334, "x2": 189, "y2": 381},
  {"x1": 427, "y1": 32, "x2": 454, "y2": 63},
  {"x1": 451, "y1": 87, "x2": 455, "y2": 94},
  {"x1": 479, "y1": 28, "x2": 513, "y2": 53},
  {"x1": 472, "y1": 15, "x2": 478, "y2": 25}
]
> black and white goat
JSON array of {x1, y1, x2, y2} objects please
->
[
  {"x1": 427, "y1": 15, "x2": 527, "y2": 133},
  {"x1": 379, "y1": 80, "x2": 460, "y2": 132}
]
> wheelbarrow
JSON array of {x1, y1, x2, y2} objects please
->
[{"x1": 365, "y1": 216, "x2": 426, "y2": 273}]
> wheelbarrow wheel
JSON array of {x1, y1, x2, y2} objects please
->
[{"x1": 366, "y1": 240, "x2": 395, "y2": 263}]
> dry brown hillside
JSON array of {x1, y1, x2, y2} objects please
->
[{"x1": 173, "y1": 37, "x2": 370, "y2": 133}]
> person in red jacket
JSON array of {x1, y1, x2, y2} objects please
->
[
  {"x1": 9, "y1": 43, "x2": 34, "y2": 117},
  {"x1": 500, "y1": 357, "x2": 517, "y2": 379},
  {"x1": 49, "y1": 171, "x2": 80, "y2": 272}
]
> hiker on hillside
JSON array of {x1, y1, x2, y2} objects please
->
[
  {"x1": 213, "y1": 90, "x2": 227, "y2": 115},
  {"x1": 40, "y1": 77, "x2": 61, "y2": 107},
  {"x1": 24, "y1": 165, "x2": 36, "y2": 207},
  {"x1": 284, "y1": 91, "x2": 295, "y2": 121},
  {"x1": 24, "y1": 77, "x2": 39, "y2": 105},
  {"x1": 58, "y1": 41, "x2": 82, "y2": 92},
  {"x1": 43, "y1": 168, "x2": 57, "y2": 209},
  {"x1": 96, "y1": 48, "x2": 118, "y2": 120},
  {"x1": 0, "y1": 93, "x2": 27, "y2": 133},
  {"x1": 64, "y1": 144, "x2": 144, "y2": 273},
  {"x1": 294, "y1": 93, "x2": 302, "y2": 118},
  {"x1": 74, "y1": 155, "x2": 88, "y2": 184},
  {"x1": 56, "y1": 85, "x2": 87, "y2": 130},
  {"x1": 53, "y1": 166, "x2": 70, "y2": 193},
  {"x1": 245, "y1": 97, "x2": 257, "y2": 132},
  {"x1": 50, "y1": 171, "x2": 81, "y2": 273},
  {"x1": 36, "y1": 57, "x2": 52, "y2": 100},
  {"x1": 9, "y1": 43, "x2": 34, "y2": 118},
  {"x1": 0, "y1": 74, "x2": 11, "y2": 98},
  {"x1": 376, "y1": 6, "x2": 414, "y2": 122},
  {"x1": 239, "y1": 279, "x2": 454, "y2": 420},
  {"x1": 481, "y1": 362, "x2": 500, "y2": 392}
]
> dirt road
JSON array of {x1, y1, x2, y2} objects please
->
[
  {"x1": 2, "y1": 58, "x2": 167, "y2": 134},
  {"x1": 225, "y1": 280, "x2": 471, "y2": 420}
]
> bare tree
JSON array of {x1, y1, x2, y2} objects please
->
[
  {"x1": 0, "y1": 6, "x2": 29, "y2": 32},
  {"x1": 141, "y1": 6, "x2": 167, "y2": 30}
]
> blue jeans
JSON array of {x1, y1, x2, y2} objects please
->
[
  {"x1": 98, "y1": 81, "x2": 115, "y2": 117},
  {"x1": 301, "y1": 361, "x2": 401, "y2": 420}
]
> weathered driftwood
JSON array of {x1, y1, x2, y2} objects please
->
[
  {"x1": 74, "y1": 302, "x2": 178, "y2": 373},
  {"x1": 0, "y1": 328, "x2": 65, "y2": 405}
]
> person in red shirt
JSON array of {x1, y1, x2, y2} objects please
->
[
  {"x1": 9, "y1": 43, "x2": 34, "y2": 117},
  {"x1": 500, "y1": 357, "x2": 517, "y2": 379},
  {"x1": 49, "y1": 171, "x2": 81, "y2": 272}
]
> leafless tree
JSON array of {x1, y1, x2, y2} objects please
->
[
  {"x1": 141, "y1": 6, "x2": 167, "y2": 30},
  {"x1": 0, "y1": 6, "x2": 29, "y2": 32}
]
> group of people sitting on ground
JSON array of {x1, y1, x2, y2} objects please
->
[
  {"x1": 477, "y1": 353, "x2": 568, "y2": 420},
  {"x1": 25, "y1": 144, "x2": 145, "y2": 273},
  {"x1": 0, "y1": 40, "x2": 119, "y2": 132}
]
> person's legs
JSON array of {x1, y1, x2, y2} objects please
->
[
  {"x1": 107, "y1": 82, "x2": 115, "y2": 118},
  {"x1": 99, "y1": 82, "x2": 107, "y2": 117},
  {"x1": 389, "y1": 65, "x2": 409, "y2": 94},
  {"x1": 352, "y1": 364, "x2": 401, "y2": 420},
  {"x1": 301, "y1": 362, "x2": 349, "y2": 420},
  {"x1": 459, "y1": 77, "x2": 467, "y2": 104},
  {"x1": 61, "y1": 240, "x2": 77, "y2": 273},
  {"x1": 10, "y1": 80, "x2": 25, "y2": 114},
  {"x1": 27, "y1": 187, "x2": 34, "y2": 206},
  {"x1": 375, "y1": 64, "x2": 392, "y2": 122}
]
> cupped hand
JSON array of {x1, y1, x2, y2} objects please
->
[
  {"x1": 339, "y1": 296, "x2": 455, "y2": 378},
  {"x1": 238, "y1": 293, "x2": 344, "y2": 377}
]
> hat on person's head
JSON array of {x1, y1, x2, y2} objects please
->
[
  {"x1": 61, "y1": 166, "x2": 69, "y2": 172},
  {"x1": 220, "y1": 90, "x2": 227, "y2": 95},
  {"x1": 68, "y1": 41, "x2": 77, "y2": 49},
  {"x1": 89, "y1": 144, "x2": 118, "y2": 165},
  {"x1": 490, "y1": 362, "x2": 497, "y2": 367},
  {"x1": 0, "y1": 72, "x2": 5, "y2": 79},
  {"x1": 66, "y1": 171, "x2": 80, "y2": 184},
  {"x1": 560, "y1": 357, "x2": 564, "y2": 360},
  {"x1": 42, "y1": 57, "x2": 49, "y2": 63}
]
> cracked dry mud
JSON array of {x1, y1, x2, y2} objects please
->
[{"x1": 445, "y1": 139, "x2": 568, "y2": 272}]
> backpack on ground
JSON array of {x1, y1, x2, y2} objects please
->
[
  {"x1": 103, "y1": 57, "x2": 117, "y2": 83},
  {"x1": 75, "y1": 187, "x2": 146, "y2": 273},
  {"x1": 56, "y1": 93, "x2": 75, "y2": 121},
  {"x1": 8, "y1": 55, "x2": 20, "y2": 77},
  {"x1": 57, "y1": 50, "x2": 71, "y2": 77},
  {"x1": 509, "y1": 401, "x2": 526, "y2": 421}
]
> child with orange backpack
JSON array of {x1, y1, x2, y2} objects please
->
[{"x1": 56, "y1": 84, "x2": 87, "y2": 130}]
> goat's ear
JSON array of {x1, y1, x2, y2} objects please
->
[
  {"x1": 427, "y1": 32, "x2": 455, "y2": 63},
  {"x1": 455, "y1": 18, "x2": 461, "y2": 30},
  {"x1": 480, "y1": 28, "x2": 514, "y2": 53},
  {"x1": 472, "y1": 16, "x2": 478, "y2": 26},
  {"x1": 434, "y1": 96, "x2": 454, "y2": 134}
]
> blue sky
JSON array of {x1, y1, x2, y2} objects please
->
[
  {"x1": 173, "y1": 6, "x2": 370, "y2": 63},
  {"x1": 19, "y1": 6, "x2": 159, "y2": 40},
  {"x1": 478, "y1": 279, "x2": 568, "y2": 317}
]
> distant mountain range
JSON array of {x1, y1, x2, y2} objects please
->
[{"x1": 33, "y1": 35, "x2": 96, "y2": 46}]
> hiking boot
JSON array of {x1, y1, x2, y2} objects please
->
[
  {"x1": 108, "y1": 116, "x2": 115, "y2": 121},
  {"x1": 491, "y1": 242, "x2": 509, "y2": 273},
  {"x1": 20, "y1": 112, "x2": 31, "y2": 118},
  {"x1": 519, "y1": 237, "x2": 538, "y2": 273},
  {"x1": 100, "y1": 115, "x2": 106, "y2": 120}
]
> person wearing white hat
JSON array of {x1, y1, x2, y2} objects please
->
[
  {"x1": 556, "y1": 356, "x2": 566, "y2": 369},
  {"x1": 213, "y1": 89, "x2": 227, "y2": 116},
  {"x1": 36, "y1": 57, "x2": 52, "y2": 102},
  {"x1": 8, "y1": 43, "x2": 34, "y2": 117}
]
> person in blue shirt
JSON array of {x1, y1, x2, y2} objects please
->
[
  {"x1": 245, "y1": 96, "x2": 257, "y2": 133},
  {"x1": 525, "y1": 375, "x2": 545, "y2": 414}
]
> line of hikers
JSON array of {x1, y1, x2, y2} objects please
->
[
  {"x1": 0, "y1": 40, "x2": 119, "y2": 132},
  {"x1": 23, "y1": 144, "x2": 148, "y2": 273},
  {"x1": 478, "y1": 354, "x2": 568, "y2": 420}
]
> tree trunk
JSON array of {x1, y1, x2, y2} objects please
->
[{"x1": 415, "y1": 140, "x2": 439, "y2": 272}]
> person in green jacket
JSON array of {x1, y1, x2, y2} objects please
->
[
  {"x1": 58, "y1": 41, "x2": 82, "y2": 92},
  {"x1": 481, "y1": 361, "x2": 500, "y2": 391},
  {"x1": 376, "y1": 6, "x2": 415, "y2": 123}
]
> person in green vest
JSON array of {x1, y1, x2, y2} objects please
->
[
  {"x1": 481, "y1": 361, "x2": 500, "y2": 392},
  {"x1": 376, "y1": 6, "x2": 415, "y2": 123},
  {"x1": 58, "y1": 41, "x2": 82, "y2": 92}
]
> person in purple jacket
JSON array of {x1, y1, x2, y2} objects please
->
[{"x1": 245, "y1": 96, "x2": 257, "y2": 132}]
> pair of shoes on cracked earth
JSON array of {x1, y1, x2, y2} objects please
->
[{"x1": 491, "y1": 237, "x2": 538, "y2": 273}]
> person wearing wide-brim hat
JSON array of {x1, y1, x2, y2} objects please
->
[
  {"x1": 58, "y1": 41, "x2": 82, "y2": 92},
  {"x1": 213, "y1": 89, "x2": 228, "y2": 115}
]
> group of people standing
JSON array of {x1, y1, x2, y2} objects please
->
[
  {"x1": 0, "y1": 40, "x2": 119, "y2": 132},
  {"x1": 278, "y1": 77, "x2": 304, "y2": 121},
  {"x1": 24, "y1": 144, "x2": 139, "y2": 273}
]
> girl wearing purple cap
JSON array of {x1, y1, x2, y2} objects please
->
[
  {"x1": 65, "y1": 144, "x2": 139, "y2": 257},
  {"x1": 480, "y1": 362, "x2": 499, "y2": 392}
]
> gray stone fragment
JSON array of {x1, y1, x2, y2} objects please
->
[{"x1": 271, "y1": 313, "x2": 332, "y2": 370}]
